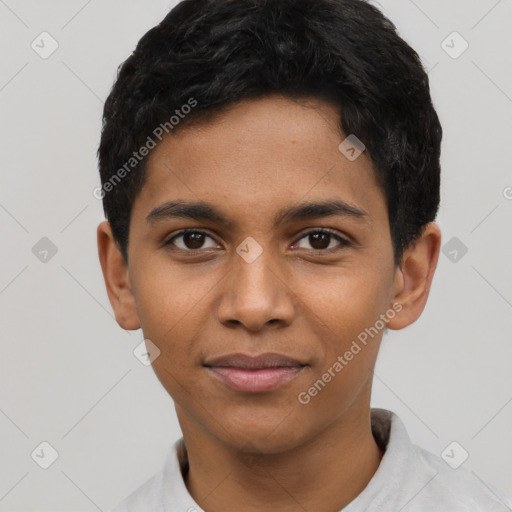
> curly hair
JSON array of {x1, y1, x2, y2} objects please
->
[{"x1": 98, "y1": 0, "x2": 442, "y2": 266}]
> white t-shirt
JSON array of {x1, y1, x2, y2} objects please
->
[{"x1": 110, "y1": 408, "x2": 512, "y2": 511}]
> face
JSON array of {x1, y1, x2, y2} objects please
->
[{"x1": 108, "y1": 96, "x2": 405, "y2": 453}]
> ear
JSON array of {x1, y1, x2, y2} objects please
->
[
  {"x1": 97, "y1": 221, "x2": 141, "y2": 330},
  {"x1": 387, "y1": 222, "x2": 441, "y2": 330}
]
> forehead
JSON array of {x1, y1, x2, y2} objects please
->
[{"x1": 134, "y1": 95, "x2": 385, "y2": 228}]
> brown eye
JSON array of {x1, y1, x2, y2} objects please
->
[
  {"x1": 165, "y1": 230, "x2": 218, "y2": 251},
  {"x1": 294, "y1": 229, "x2": 351, "y2": 251}
]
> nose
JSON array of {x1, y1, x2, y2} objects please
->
[{"x1": 216, "y1": 241, "x2": 296, "y2": 332}]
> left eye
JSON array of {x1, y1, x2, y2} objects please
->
[{"x1": 293, "y1": 229, "x2": 351, "y2": 251}]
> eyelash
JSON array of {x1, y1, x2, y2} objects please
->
[{"x1": 163, "y1": 228, "x2": 352, "y2": 253}]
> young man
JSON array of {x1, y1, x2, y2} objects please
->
[{"x1": 97, "y1": 0, "x2": 512, "y2": 510}]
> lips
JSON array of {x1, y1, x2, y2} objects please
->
[
  {"x1": 203, "y1": 352, "x2": 306, "y2": 393},
  {"x1": 204, "y1": 352, "x2": 305, "y2": 369}
]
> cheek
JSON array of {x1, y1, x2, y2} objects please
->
[
  {"x1": 293, "y1": 265, "x2": 389, "y2": 403},
  {"x1": 130, "y1": 260, "x2": 220, "y2": 380},
  {"x1": 298, "y1": 263, "x2": 390, "y2": 339},
  {"x1": 295, "y1": 276, "x2": 385, "y2": 423},
  {"x1": 131, "y1": 258, "x2": 209, "y2": 338}
]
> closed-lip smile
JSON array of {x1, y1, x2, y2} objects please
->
[{"x1": 203, "y1": 352, "x2": 307, "y2": 393}]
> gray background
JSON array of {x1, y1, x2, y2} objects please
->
[{"x1": 0, "y1": 0, "x2": 511, "y2": 510}]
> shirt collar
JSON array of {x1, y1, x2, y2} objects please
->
[{"x1": 343, "y1": 408, "x2": 437, "y2": 511}]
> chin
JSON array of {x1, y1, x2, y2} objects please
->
[{"x1": 212, "y1": 417, "x2": 307, "y2": 455}]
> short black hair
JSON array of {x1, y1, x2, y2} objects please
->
[{"x1": 98, "y1": 0, "x2": 442, "y2": 267}]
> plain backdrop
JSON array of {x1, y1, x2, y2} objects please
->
[{"x1": 0, "y1": 0, "x2": 511, "y2": 510}]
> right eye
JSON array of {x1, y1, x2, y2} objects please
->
[{"x1": 164, "y1": 229, "x2": 220, "y2": 251}]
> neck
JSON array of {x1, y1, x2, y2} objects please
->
[{"x1": 177, "y1": 405, "x2": 384, "y2": 512}]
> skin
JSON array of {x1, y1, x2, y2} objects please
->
[{"x1": 97, "y1": 95, "x2": 441, "y2": 512}]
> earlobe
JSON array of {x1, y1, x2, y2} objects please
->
[
  {"x1": 387, "y1": 222, "x2": 441, "y2": 331},
  {"x1": 97, "y1": 221, "x2": 141, "y2": 331}
]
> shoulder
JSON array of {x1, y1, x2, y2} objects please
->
[
  {"x1": 363, "y1": 409, "x2": 512, "y2": 512},
  {"x1": 107, "y1": 438, "x2": 192, "y2": 512},
  {"x1": 410, "y1": 444, "x2": 512, "y2": 511},
  {"x1": 108, "y1": 470, "x2": 165, "y2": 512}
]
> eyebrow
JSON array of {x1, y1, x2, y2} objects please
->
[{"x1": 146, "y1": 199, "x2": 369, "y2": 227}]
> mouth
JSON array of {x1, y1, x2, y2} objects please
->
[{"x1": 203, "y1": 352, "x2": 307, "y2": 393}]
